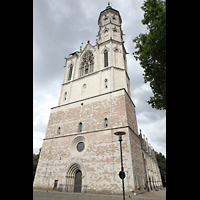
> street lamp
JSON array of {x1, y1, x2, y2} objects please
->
[{"x1": 114, "y1": 131, "x2": 126, "y2": 200}]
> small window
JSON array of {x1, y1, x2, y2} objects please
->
[
  {"x1": 105, "y1": 118, "x2": 108, "y2": 128},
  {"x1": 79, "y1": 122, "x2": 82, "y2": 133},
  {"x1": 113, "y1": 27, "x2": 117, "y2": 32},
  {"x1": 105, "y1": 79, "x2": 108, "y2": 88},
  {"x1": 85, "y1": 68, "x2": 88, "y2": 74},
  {"x1": 58, "y1": 127, "x2": 61, "y2": 135},
  {"x1": 104, "y1": 28, "x2": 108, "y2": 33},
  {"x1": 82, "y1": 84, "x2": 86, "y2": 96},
  {"x1": 64, "y1": 92, "x2": 67, "y2": 100},
  {"x1": 104, "y1": 15, "x2": 108, "y2": 21}
]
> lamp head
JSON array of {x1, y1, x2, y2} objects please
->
[
  {"x1": 114, "y1": 131, "x2": 126, "y2": 142},
  {"x1": 114, "y1": 131, "x2": 126, "y2": 136}
]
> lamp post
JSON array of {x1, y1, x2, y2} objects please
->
[{"x1": 114, "y1": 131, "x2": 126, "y2": 200}]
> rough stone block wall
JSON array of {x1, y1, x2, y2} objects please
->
[
  {"x1": 128, "y1": 128, "x2": 146, "y2": 191},
  {"x1": 33, "y1": 89, "x2": 158, "y2": 193},
  {"x1": 34, "y1": 90, "x2": 137, "y2": 193}
]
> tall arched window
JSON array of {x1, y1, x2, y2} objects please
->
[
  {"x1": 79, "y1": 122, "x2": 82, "y2": 133},
  {"x1": 68, "y1": 64, "x2": 73, "y2": 81},
  {"x1": 104, "y1": 50, "x2": 108, "y2": 67}
]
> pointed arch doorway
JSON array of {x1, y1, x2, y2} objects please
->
[
  {"x1": 74, "y1": 170, "x2": 82, "y2": 193},
  {"x1": 66, "y1": 163, "x2": 85, "y2": 193}
]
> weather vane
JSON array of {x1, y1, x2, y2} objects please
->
[{"x1": 106, "y1": 1, "x2": 112, "y2": 6}]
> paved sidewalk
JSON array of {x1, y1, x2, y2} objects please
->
[{"x1": 33, "y1": 188, "x2": 166, "y2": 200}]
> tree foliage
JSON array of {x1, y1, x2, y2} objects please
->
[
  {"x1": 155, "y1": 151, "x2": 166, "y2": 186},
  {"x1": 133, "y1": 0, "x2": 166, "y2": 110},
  {"x1": 33, "y1": 147, "x2": 41, "y2": 182}
]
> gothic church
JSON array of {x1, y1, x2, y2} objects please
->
[{"x1": 33, "y1": 3, "x2": 162, "y2": 194}]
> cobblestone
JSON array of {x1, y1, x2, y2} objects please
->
[{"x1": 33, "y1": 188, "x2": 166, "y2": 200}]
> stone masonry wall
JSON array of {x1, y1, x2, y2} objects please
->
[{"x1": 34, "y1": 89, "x2": 137, "y2": 193}]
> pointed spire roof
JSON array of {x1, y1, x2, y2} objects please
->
[{"x1": 98, "y1": 4, "x2": 122, "y2": 25}]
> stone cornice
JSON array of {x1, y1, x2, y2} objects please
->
[{"x1": 43, "y1": 125, "x2": 138, "y2": 141}]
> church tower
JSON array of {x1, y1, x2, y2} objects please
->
[{"x1": 33, "y1": 3, "x2": 162, "y2": 194}]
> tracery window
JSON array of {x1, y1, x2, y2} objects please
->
[{"x1": 80, "y1": 51, "x2": 94, "y2": 77}]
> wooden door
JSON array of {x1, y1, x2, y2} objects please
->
[{"x1": 74, "y1": 170, "x2": 82, "y2": 193}]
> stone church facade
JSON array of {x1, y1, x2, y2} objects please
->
[{"x1": 33, "y1": 4, "x2": 162, "y2": 194}]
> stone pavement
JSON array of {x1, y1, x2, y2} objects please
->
[{"x1": 33, "y1": 188, "x2": 166, "y2": 200}]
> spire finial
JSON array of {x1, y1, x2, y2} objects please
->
[{"x1": 106, "y1": 1, "x2": 111, "y2": 6}]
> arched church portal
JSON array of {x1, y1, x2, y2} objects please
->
[
  {"x1": 74, "y1": 170, "x2": 82, "y2": 192},
  {"x1": 65, "y1": 163, "x2": 85, "y2": 193}
]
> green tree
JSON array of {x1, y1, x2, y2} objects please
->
[
  {"x1": 33, "y1": 148, "x2": 41, "y2": 182},
  {"x1": 133, "y1": 0, "x2": 166, "y2": 110},
  {"x1": 155, "y1": 151, "x2": 166, "y2": 186}
]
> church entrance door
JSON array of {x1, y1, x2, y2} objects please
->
[{"x1": 74, "y1": 170, "x2": 82, "y2": 193}]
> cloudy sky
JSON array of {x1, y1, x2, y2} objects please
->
[{"x1": 33, "y1": 0, "x2": 166, "y2": 157}]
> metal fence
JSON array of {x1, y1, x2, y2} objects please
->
[{"x1": 58, "y1": 184, "x2": 87, "y2": 193}]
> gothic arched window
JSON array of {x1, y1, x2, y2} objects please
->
[
  {"x1": 80, "y1": 51, "x2": 94, "y2": 77},
  {"x1": 68, "y1": 64, "x2": 73, "y2": 81},
  {"x1": 104, "y1": 50, "x2": 108, "y2": 67}
]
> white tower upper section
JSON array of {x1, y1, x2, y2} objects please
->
[
  {"x1": 97, "y1": 5, "x2": 123, "y2": 44},
  {"x1": 57, "y1": 4, "x2": 132, "y2": 107}
]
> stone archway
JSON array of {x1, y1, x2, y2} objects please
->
[{"x1": 65, "y1": 162, "x2": 86, "y2": 193}]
